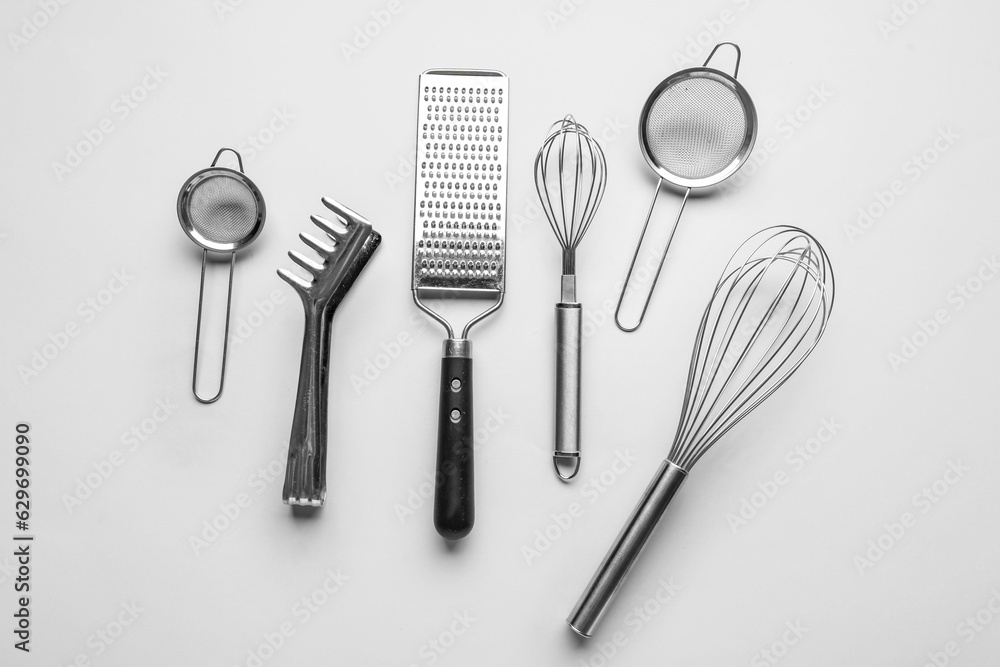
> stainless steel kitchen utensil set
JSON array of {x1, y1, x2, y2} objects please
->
[
  {"x1": 278, "y1": 198, "x2": 381, "y2": 507},
  {"x1": 170, "y1": 43, "x2": 838, "y2": 640},
  {"x1": 569, "y1": 226, "x2": 835, "y2": 637},
  {"x1": 177, "y1": 147, "x2": 266, "y2": 403},
  {"x1": 615, "y1": 42, "x2": 758, "y2": 332},
  {"x1": 534, "y1": 116, "x2": 607, "y2": 481},
  {"x1": 410, "y1": 68, "x2": 509, "y2": 540}
]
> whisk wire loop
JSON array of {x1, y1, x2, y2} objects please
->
[
  {"x1": 535, "y1": 115, "x2": 607, "y2": 274},
  {"x1": 668, "y1": 227, "x2": 834, "y2": 470}
]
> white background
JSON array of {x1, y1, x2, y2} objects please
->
[{"x1": 2, "y1": 1, "x2": 999, "y2": 665}]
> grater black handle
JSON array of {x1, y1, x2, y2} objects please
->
[{"x1": 434, "y1": 347, "x2": 475, "y2": 539}]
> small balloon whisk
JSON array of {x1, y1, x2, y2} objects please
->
[
  {"x1": 568, "y1": 225, "x2": 835, "y2": 637},
  {"x1": 534, "y1": 115, "x2": 607, "y2": 481}
]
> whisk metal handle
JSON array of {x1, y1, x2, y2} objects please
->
[
  {"x1": 554, "y1": 302, "x2": 582, "y2": 480},
  {"x1": 282, "y1": 303, "x2": 332, "y2": 507},
  {"x1": 434, "y1": 340, "x2": 475, "y2": 539},
  {"x1": 568, "y1": 460, "x2": 687, "y2": 637}
]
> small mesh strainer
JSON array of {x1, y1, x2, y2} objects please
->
[
  {"x1": 615, "y1": 42, "x2": 757, "y2": 332},
  {"x1": 177, "y1": 147, "x2": 265, "y2": 403}
]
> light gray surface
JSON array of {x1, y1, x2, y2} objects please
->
[{"x1": 1, "y1": 1, "x2": 998, "y2": 665}]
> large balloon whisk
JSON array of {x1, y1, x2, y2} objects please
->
[{"x1": 568, "y1": 225, "x2": 835, "y2": 637}]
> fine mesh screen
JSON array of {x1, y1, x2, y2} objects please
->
[
  {"x1": 645, "y1": 76, "x2": 748, "y2": 180},
  {"x1": 186, "y1": 174, "x2": 259, "y2": 245}
]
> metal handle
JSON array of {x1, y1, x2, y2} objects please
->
[
  {"x1": 434, "y1": 340, "x2": 475, "y2": 539},
  {"x1": 210, "y1": 146, "x2": 245, "y2": 171},
  {"x1": 554, "y1": 302, "x2": 582, "y2": 480},
  {"x1": 282, "y1": 303, "x2": 332, "y2": 507},
  {"x1": 614, "y1": 182, "x2": 690, "y2": 332},
  {"x1": 703, "y1": 41, "x2": 742, "y2": 78},
  {"x1": 191, "y1": 250, "x2": 235, "y2": 404},
  {"x1": 567, "y1": 460, "x2": 687, "y2": 637}
]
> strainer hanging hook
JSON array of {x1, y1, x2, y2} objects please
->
[
  {"x1": 614, "y1": 42, "x2": 756, "y2": 333},
  {"x1": 177, "y1": 147, "x2": 266, "y2": 404}
]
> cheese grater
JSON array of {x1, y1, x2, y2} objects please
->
[{"x1": 411, "y1": 68, "x2": 509, "y2": 540}]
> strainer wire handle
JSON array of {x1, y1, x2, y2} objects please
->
[
  {"x1": 703, "y1": 41, "x2": 741, "y2": 78},
  {"x1": 192, "y1": 250, "x2": 235, "y2": 403},
  {"x1": 613, "y1": 182, "x2": 690, "y2": 332},
  {"x1": 211, "y1": 146, "x2": 245, "y2": 172}
]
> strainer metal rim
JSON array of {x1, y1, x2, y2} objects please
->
[
  {"x1": 638, "y1": 67, "x2": 757, "y2": 190},
  {"x1": 177, "y1": 166, "x2": 266, "y2": 253}
]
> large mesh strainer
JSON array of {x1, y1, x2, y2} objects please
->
[
  {"x1": 177, "y1": 147, "x2": 265, "y2": 403},
  {"x1": 615, "y1": 42, "x2": 757, "y2": 332}
]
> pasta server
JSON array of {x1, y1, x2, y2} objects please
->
[{"x1": 278, "y1": 197, "x2": 381, "y2": 507}]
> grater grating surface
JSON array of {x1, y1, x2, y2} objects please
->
[{"x1": 412, "y1": 69, "x2": 508, "y2": 297}]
